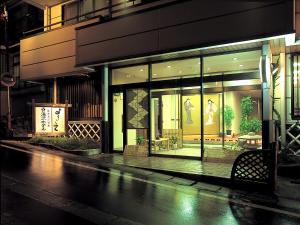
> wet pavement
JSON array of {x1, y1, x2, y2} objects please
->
[
  {"x1": 90, "y1": 154, "x2": 233, "y2": 178},
  {"x1": 1, "y1": 144, "x2": 300, "y2": 225}
]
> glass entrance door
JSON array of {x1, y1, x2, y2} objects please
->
[
  {"x1": 150, "y1": 87, "x2": 201, "y2": 157},
  {"x1": 112, "y1": 88, "x2": 149, "y2": 152},
  {"x1": 113, "y1": 92, "x2": 123, "y2": 151}
]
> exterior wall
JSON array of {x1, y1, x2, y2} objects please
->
[
  {"x1": 76, "y1": 0, "x2": 293, "y2": 66},
  {"x1": 296, "y1": 0, "x2": 300, "y2": 38},
  {"x1": 20, "y1": 18, "x2": 99, "y2": 80}
]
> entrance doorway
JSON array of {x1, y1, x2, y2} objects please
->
[
  {"x1": 112, "y1": 88, "x2": 149, "y2": 152},
  {"x1": 150, "y1": 87, "x2": 201, "y2": 157}
]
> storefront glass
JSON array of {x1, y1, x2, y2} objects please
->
[
  {"x1": 111, "y1": 49, "x2": 262, "y2": 161},
  {"x1": 112, "y1": 65, "x2": 148, "y2": 85},
  {"x1": 151, "y1": 58, "x2": 200, "y2": 81}
]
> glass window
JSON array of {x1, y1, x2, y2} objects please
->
[
  {"x1": 79, "y1": 0, "x2": 94, "y2": 19},
  {"x1": 203, "y1": 81, "x2": 223, "y2": 160},
  {"x1": 63, "y1": 2, "x2": 79, "y2": 25},
  {"x1": 203, "y1": 50, "x2": 261, "y2": 76},
  {"x1": 112, "y1": 65, "x2": 148, "y2": 85},
  {"x1": 95, "y1": 0, "x2": 109, "y2": 17},
  {"x1": 150, "y1": 86, "x2": 201, "y2": 157},
  {"x1": 151, "y1": 58, "x2": 200, "y2": 81}
]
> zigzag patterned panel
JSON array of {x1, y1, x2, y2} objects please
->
[{"x1": 126, "y1": 88, "x2": 149, "y2": 129}]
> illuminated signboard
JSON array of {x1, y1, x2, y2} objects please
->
[{"x1": 33, "y1": 101, "x2": 70, "y2": 136}]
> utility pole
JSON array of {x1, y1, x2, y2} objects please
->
[{"x1": 1, "y1": 3, "x2": 12, "y2": 134}]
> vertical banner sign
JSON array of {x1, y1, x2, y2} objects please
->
[
  {"x1": 52, "y1": 107, "x2": 65, "y2": 133},
  {"x1": 35, "y1": 106, "x2": 66, "y2": 135}
]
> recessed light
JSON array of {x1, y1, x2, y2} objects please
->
[
  {"x1": 167, "y1": 65, "x2": 171, "y2": 68},
  {"x1": 233, "y1": 57, "x2": 238, "y2": 61},
  {"x1": 140, "y1": 69, "x2": 144, "y2": 72},
  {"x1": 239, "y1": 64, "x2": 244, "y2": 67},
  {"x1": 153, "y1": 73, "x2": 157, "y2": 76}
]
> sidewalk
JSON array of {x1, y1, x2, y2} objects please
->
[{"x1": 89, "y1": 154, "x2": 232, "y2": 179}]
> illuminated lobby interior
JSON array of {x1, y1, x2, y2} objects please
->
[{"x1": 111, "y1": 49, "x2": 263, "y2": 161}]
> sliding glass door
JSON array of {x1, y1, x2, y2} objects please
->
[
  {"x1": 112, "y1": 88, "x2": 149, "y2": 152},
  {"x1": 150, "y1": 86, "x2": 201, "y2": 157}
]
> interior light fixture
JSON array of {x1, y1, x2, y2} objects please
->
[
  {"x1": 140, "y1": 69, "x2": 144, "y2": 72},
  {"x1": 233, "y1": 57, "x2": 238, "y2": 61},
  {"x1": 167, "y1": 65, "x2": 171, "y2": 68},
  {"x1": 153, "y1": 73, "x2": 157, "y2": 76},
  {"x1": 239, "y1": 64, "x2": 244, "y2": 67},
  {"x1": 179, "y1": 70, "x2": 182, "y2": 74}
]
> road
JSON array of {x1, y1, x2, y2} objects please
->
[{"x1": 1, "y1": 144, "x2": 300, "y2": 225}]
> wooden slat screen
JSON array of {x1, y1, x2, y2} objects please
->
[{"x1": 59, "y1": 74, "x2": 102, "y2": 120}]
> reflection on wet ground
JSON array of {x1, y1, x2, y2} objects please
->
[{"x1": 1, "y1": 147, "x2": 300, "y2": 225}]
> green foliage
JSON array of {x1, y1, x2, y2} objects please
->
[
  {"x1": 136, "y1": 135, "x2": 145, "y2": 145},
  {"x1": 170, "y1": 136, "x2": 178, "y2": 145},
  {"x1": 248, "y1": 118, "x2": 262, "y2": 133},
  {"x1": 241, "y1": 96, "x2": 253, "y2": 119},
  {"x1": 29, "y1": 136, "x2": 99, "y2": 150},
  {"x1": 224, "y1": 105, "x2": 235, "y2": 130},
  {"x1": 240, "y1": 118, "x2": 250, "y2": 134},
  {"x1": 239, "y1": 96, "x2": 262, "y2": 134}
]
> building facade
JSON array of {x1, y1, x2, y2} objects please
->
[
  {"x1": 18, "y1": 0, "x2": 300, "y2": 163},
  {"x1": 0, "y1": 0, "x2": 45, "y2": 136}
]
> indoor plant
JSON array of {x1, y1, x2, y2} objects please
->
[
  {"x1": 170, "y1": 136, "x2": 178, "y2": 149},
  {"x1": 136, "y1": 135, "x2": 145, "y2": 145},
  {"x1": 240, "y1": 96, "x2": 262, "y2": 134},
  {"x1": 224, "y1": 105, "x2": 235, "y2": 135}
]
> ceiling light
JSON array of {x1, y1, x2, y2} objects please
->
[
  {"x1": 179, "y1": 70, "x2": 182, "y2": 74},
  {"x1": 167, "y1": 65, "x2": 171, "y2": 68},
  {"x1": 153, "y1": 73, "x2": 157, "y2": 76},
  {"x1": 239, "y1": 64, "x2": 244, "y2": 67},
  {"x1": 233, "y1": 57, "x2": 238, "y2": 61},
  {"x1": 140, "y1": 69, "x2": 144, "y2": 72}
]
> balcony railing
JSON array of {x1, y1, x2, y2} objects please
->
[{"x1": 23, "y1": 0, "x2": 179, "y2": 37}]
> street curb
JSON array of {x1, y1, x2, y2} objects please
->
[{"x1": 130, "y1": 166, "x2": 232, "y2": 187}]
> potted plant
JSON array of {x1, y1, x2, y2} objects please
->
[
  {"x1": 170, "y1": 136, "x2": 178, "y2": 149},
  {"x1": 248, "y1": 118, "x2": 262, "y2": 133},
  {"x1": 240, "y1": 96, "x2": 262, "y2": 135},
  {"x1": 224, "y1": 105, "x2": 234, "y2": 135},
  {"x1": 136, "y1": 135, "x2": 145, "y2": 146}
]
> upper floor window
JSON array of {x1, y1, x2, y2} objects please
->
[{"x1": 62, "y1": 0, "x2": 108, "y2": 25}]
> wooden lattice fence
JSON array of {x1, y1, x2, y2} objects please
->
[
  {"x1": 231, "y1": 148, "x2": 276, "y2": 190},
  {"x1": 68, "y1": 120, "x2": 102, "y2": 143}
]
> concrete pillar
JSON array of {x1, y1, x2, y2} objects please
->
[
  {"x1": 261, "y1": 44, "x2": 273, "y2": 149},
  {"x1": 102, "y1": 65, "x2": 109, "y2": 153},
  {"x1": 280, "y1": 53, "x2": 286, "y2": 146}
]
